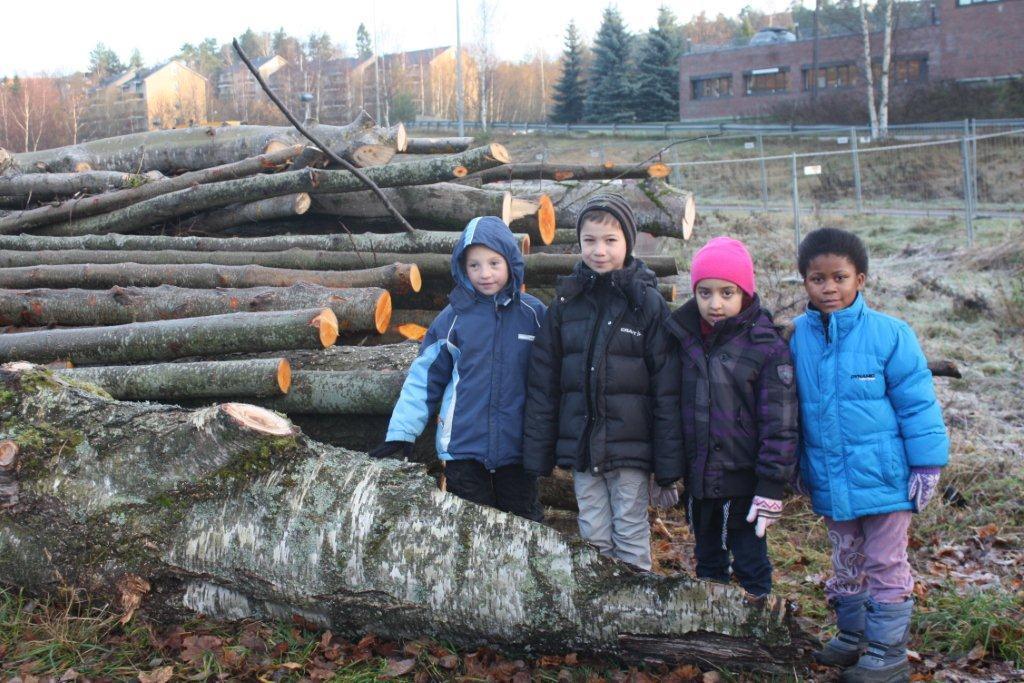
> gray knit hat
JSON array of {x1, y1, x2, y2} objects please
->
[{"x1": 575, "y1": 192, "x2": 638, "y2": 255}]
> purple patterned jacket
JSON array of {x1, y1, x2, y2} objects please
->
[{"x1": 665, "y1": 295, "x2": 799, "y2": 501}]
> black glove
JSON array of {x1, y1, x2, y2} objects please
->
[{"x1": 368, "y1": 441, "x2": 413, "y2": 460}]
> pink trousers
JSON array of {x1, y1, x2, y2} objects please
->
[{"x1": 824, "y1": 511, "x2": 914, "y2": 603}]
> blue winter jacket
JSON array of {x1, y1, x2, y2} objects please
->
[
  {"x1": 385, "y1": 216, "x2": 546, "y2": 469},
  {"x1": 790, "y1": 293, "x2": 949, "y2": 521}
]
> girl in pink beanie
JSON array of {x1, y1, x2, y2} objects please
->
[{"x1": 664, "y1": 236, "x2": 798, "y2": 599}]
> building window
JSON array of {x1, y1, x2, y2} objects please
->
[
  {"x1": 744, "y1": 68, "x2": 788, "y2": 95},
  {"x1": 691, "y1": 74, "x2": 733, "y2": 100},
  {"x1": 802, "y1": 63, "x2": 858, "y2": 91},
  {"x1": 957, "y1": 0, "x2": 1001, "y2": 5},
  {"x1": 871, "y1": 56, "x2": 928, "y2": 84}
]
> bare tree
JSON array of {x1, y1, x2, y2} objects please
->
[
  {"x1": 860, "y1": 0, "x2": 894, "y2": 139},
  {"x1": 475, "y1": 0, "x2": 497, "y2": 130}
]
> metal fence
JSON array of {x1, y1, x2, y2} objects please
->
[
  {"x1": 662, "y1": 124, "x2": 1024, "y2": 250},
  {"x1": 406, "y1": 117, "x2": 1024, "y2": 141}
]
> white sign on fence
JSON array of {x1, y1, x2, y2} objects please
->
[
  {"x1": 859, "y1": 136, "x2": 872, "y2": 144},
  {"x1": 837, "y1": 136, "x2": 849, "y2": 144},
  {"x1": 804, "y1": 165, "x2": 822, "y2": 176},
  {"x1": 744, "y1": 142, "x2": 755, "y2": 149},
  {"x1": 590, "y1": 150, "x2": 600, "y2": 158}
]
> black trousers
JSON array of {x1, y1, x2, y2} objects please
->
[
  {"x1": 690, "y1": 496, "x2": 773, "y2": 597},
  {"x1": 444, "y1": 460, "x2": 544, "y2": 522}
]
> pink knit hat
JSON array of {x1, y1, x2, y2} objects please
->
[{"x1": 690, "y1": 236, "x2": 756, "y2": 296}]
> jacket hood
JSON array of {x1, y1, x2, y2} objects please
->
[
  {"x1": 667, "y1": 293, "x2": 769, "y2": 342},
  {"x1": 450, "y1": 216, "x2": 525, "y2": 305}
]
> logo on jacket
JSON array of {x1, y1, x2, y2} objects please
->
[
  {"x1": 619, "y1": 327, "x2": 643, "y2": 337},
  {"x1": 777, "y1": 363, "x2": 794, "y2": 386},
  {"x1": 851, "y1": 373, "x2": 877, "y2": 381},
  {"x1": 518, "y1": 334, "x2": 535, "y2": 341}
]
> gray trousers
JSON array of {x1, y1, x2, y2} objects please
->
[{"x1": 573, "y1": 467, "x2": 651, "y2": 570}]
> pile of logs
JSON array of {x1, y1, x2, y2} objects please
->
[{"x1": 0, "y1": 115, "x2": 691, "y2": 417}]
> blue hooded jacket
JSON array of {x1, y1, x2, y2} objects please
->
[
  {"x1": 385, "y1": 216, "x2": 547, "y2": 469},
  {"x1": 790, "y1": 293, "x2": 949, "y2": 521}
]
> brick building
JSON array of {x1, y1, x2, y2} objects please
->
[{"x1": 678, "y1": 0, "x2": 1024, "y2": 120}]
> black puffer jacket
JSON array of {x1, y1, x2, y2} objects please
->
[{"x1": 523, "y1": 259, "x2": 683, "y2": 483}]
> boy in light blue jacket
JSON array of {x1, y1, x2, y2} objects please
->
[
  {"x1": 790, "y1": 228, "x2": 948, "y2": 683},
  {"x1": 369, "y1": 216, "x2": 546, "y2": 521}
]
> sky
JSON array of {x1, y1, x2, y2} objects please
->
[{"x1": 2, "y1": 0, "x2": 795, "y2": 76}]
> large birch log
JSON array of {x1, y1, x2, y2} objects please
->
[
  {"x1": 8, "y1": 112, "x2": 401, "y2": 174},
  {"x1": 185, "y1": 193, "x2": 311, "y2": 232},
  {"x1": 0, "y1": 284, "x2": 390, "y2": 333},
  {"x1": 511, "y1": 179, "x2": 696, "y2": 241},
  {"x1": 0, "y1": 171, "x2": 150, "y2": 199},
  {"x1": 0, "y1": 262, "x2": 421, "y2": 294},
  {"x1": 0, "y1": 364, "x2": 801, "y2": 668},
  {"x1": 0, "y1": 229, "x2": 529, "y2": 256},
  {"x1": 0, "y1": 308, "x2": 339, "y2": 365},
  {"x1": 0, "y1": 145, "x2": 304, "y2": 234},
  {"x1": 33, "y1": 144, "x2": 511, "y2": 237},
  {"x1": 401, "y1": 137, "x2": 474, "y2": 154},
  {"x1": 56, "y1": 359, "x2": 291, "y2": 401},
  {"x1": 468, "y1": 162, "x2": 671, "y2": 185}
]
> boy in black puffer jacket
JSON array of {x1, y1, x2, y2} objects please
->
[{"x1": 523, "y1": 194, "x2": 683, "y2": 570}]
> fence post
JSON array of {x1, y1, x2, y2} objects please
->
[
  {"x1": 757, "y1": 132, "x2": 769, "y2": 213},
  {"x1": 960, "y1": 135, "x2": 975, "y2": 247},
  {"x1": 970, "y1": 117, "x2": 979, "y2": 209},
  {"x1": 850, "y1": 126, "x2": 864, "y2": 213},
  {"x1": 670, "y1": 147, "x2": 684, "y2": 189},
  {"x1": 791, "y1": 153, "x2": 801, "y2": 257}
]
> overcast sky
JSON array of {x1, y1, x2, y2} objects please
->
[{"x1": 3, "y1": 0, "x2": 795, "y2": 76}]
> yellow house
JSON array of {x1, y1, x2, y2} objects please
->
[{"x1": 81, "y1": 60, "x2": 209, "y2": 138}]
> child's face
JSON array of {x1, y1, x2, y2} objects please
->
[
  {"x1": 695, "y1": 278, "x2": 744, "y2": 325},
  {"x1": 464, "y1": 244, "x2": 510, "y2": 296},
  {"x1": 579, "y1": 219, "x2": 627, "y2": 273},
  {"x1": 803, "y1": 253, "x2": 866, "y2": 313}
]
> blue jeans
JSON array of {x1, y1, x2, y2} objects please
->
[{"x1": 691, "y1": 498, "x2": 772, "y2": 596}]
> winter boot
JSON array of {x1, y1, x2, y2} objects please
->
[
  {"x1": 813, "y1": 592, "x2": 868, "y2": 667},
  {"x1": 839, "y1": 597, "x2": 912, "y2": 683}
]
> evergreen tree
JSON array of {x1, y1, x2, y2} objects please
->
[
  {"x1": 550, "y1": 21, "x2": 586, "y2": 124},
  {"x1": 128, "y1": 49, "x2": 144, "y2": 70},
  {"x1": 356, "y1": 23, "x2": 373, "y2": 60},
  {"x1": 237, "y1": 29, "x2": 267, "y2": 61},
  {"x1": 584, "y1": 7, "x2": 635, "y2": 123},
  {"x1": 88, "y1": 43, "x2": 125, "y2": 81},
  {"x1": 634, "y1": 6, "x2": 682, "y2": 122}
]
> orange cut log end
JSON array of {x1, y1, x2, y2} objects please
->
[
  {"x1": 537, "y1": 194, "x2": 555, "y2": 245},
  {"x1": 277, "y1": 359, "x2": 292, "y2": 394},
  {"x1": 396, "y1": 323, "x2": 428, "y2": 342},
  {"x1": 375, "y1": 290, "x2": 393, "y2": 335},
  {"x1": 452, "y1": 166, "x2": 469, "y2": 178},
  {"x1": 648, "y1": 162, "x2": 670, "y2": 179},
  {"x1": 520, "y1": 234, "x2": 531, "y2": 256},
  {"x1": 489, "y1": 143, "x2": 512, "y2": 164},
  {"x1": 408, "y1": 264, "x2": 422, "y2": 293},
  {"x1": 311, "y1": 308, "x2": 340, "y2": 347}
]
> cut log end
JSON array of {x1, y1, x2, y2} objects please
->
[
  {"x1": 538, "y1": 194, "x2": 556, "y2": 245},
  {"x1": 521, "y1": 234, "x2": 531, "y2": 256},
  {"x1": 682, "y1": 195, "x2": 696, "y2": 241},
  {"x1": 263, "y1": 139, "x2": 291, "y2": 155},
  {"x1": 375, "y1": 290, "x2": 393, "y2": 335},
  {"x1": 452, "y1": 166, "x2": 469, "y2": 178},
  {"x1": 0, "y1": 440, "x2": 18, "y2": 468},
  {"x1": 310, "y1": 308, "x2": 340, "y2": 348},
  {"x1": 277, "y1": 359, "x2": 292, "y2": 394},
  {"x1": 648, "y1": 162, "x2": 670, "y2": 179},
  {"x1": 73, "y1": 162, "x2": 93, "y2": 173},
  {"x1": 489, "y1": 143, "x2": 511, "y2": 165},
  {"x1": 293, "y1": 193, "x2": 312, "y2": 215},
  {"x1": 407, "y1": 264, "x2": 423, "y2": 293},
  {"x1": 501, "y1": 191, "x2": 513, "y2": 225},
  {"x1": 350, "y1": 145, "x2": 397, "y2": 168},
  {"x1": 395, "y1": 124, "x2": 408, "y2": 153},
  {"x1": 602, "y1": 161, "x2": 614, "y2": 170},
  {"x1": 395, "y1": 323, "x2": 427, "y2": 342},
  {"x1": 220, "y1": 403, "x2": 295, "y2": 436},
  {"x1": 666, "y1": 285, "x2": 678, "y2": 303}
]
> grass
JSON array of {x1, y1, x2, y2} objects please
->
[{"x1": 916, "y1": 587, "x2": 1024, "y2": 664}]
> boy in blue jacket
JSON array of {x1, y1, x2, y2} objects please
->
[
  {"x1": 369, "y1": 216, "x2": 547, "y2": 521},
  {"x1": 790, "y1": 228, "x2": 949, "y2": 683}
]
